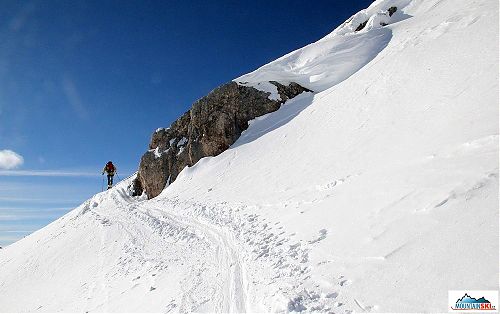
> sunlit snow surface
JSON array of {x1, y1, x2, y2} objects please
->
[{"x1": 0, "y1": 0, "x2": 498, "y2": 312}]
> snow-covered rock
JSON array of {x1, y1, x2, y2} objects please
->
[{"x1": 134, "y1": 81, "x2": 310, "y2": 198}]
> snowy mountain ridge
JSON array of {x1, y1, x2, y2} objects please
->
[
  {"x1": 0, "y1": 0, "x2": 498, "y2": 312},
  {"x1": 236, "y1": 0, "x2": 411, "y2": 92}
]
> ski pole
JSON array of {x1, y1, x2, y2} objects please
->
[{"x1": 101, "y1": 175, "x2": 104, "y2": 192}]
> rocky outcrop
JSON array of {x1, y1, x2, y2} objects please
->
[
  {"x1": 132, "y1": 81, "x2": 312, "y2": 198},
  {"x1": 355, "y1": 20, "x2": 368, "y2": 31},
  {"x1": 388, "y1": 7, "x2": 397, "y2": 17},
  {"x1": 355, "y1": 6, "x2": 397, "y2": 32}
]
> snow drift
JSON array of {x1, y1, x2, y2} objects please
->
[{"x1": 0, "y1": 0, "x2": 498, "y2": 312}]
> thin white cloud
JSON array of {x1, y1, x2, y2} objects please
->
[
  {"x1": 8, "y1": 1, "x2": 36, "y2": 32},
  {"x1": 0, "y1": 223, "x2": 49, "y2": 232},
  {"x1": 0, "y1": 150, "x2": 24, "y2": 169},
  {"x1": 0, "y1": 196, "x2": 80, "y2": 204},
  {"x1": 62, "y1": 76, "x2": 88, "y2": 120},
  {"x1": 0, "y1": 234, "x2": 24, "y2": 246},
  {"x1": 0, "y1": 213, "x2": 63, "y2": 221},
  {"x1": 0, "y1": 208, "x2": 72, "y2": 221},
  {"x1": 0, "y1": 207, "x2": 71, "y2": 213},
  {"x1": 0, "y1": 169, "x2": 95, "y2": 177}
]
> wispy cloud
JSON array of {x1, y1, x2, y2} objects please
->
[
  {"x1": 0, "y1": 223, "x2": 50, "y2": 232},
  {"x1": 0, "y1": 169, "x2": 96, "y2": 177},
  {"x1": 0, "y1": 213, "x2": 64, "y2": 221},
  {"x1": 62, "y1": 76, "x2": 88, "y2": 120},
  {"x1": 0, "y1": 207, "x2": 71, "y2": 212},
  {"x1": 8, "y1": 1, "x2": 36, "y2": 32},
  {"x1": 0, "y1": 207, "x2": 72, "y2": 221},
  {"x1": 0, "y1": 207, "x2": 72, "y2": 245},
  {"x1": 0, "y1": 234, "x2": 25, "y2": 246},
  {"x1": 0, "y1": 196, "x2": 80, "y2": 204},
  {"x1": 0, "y1": 150, "x2": 24, "y2": 169}
]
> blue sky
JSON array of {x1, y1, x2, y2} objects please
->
[{"x1": 0, "y1": 0, "x2": 373, "y2": 246}]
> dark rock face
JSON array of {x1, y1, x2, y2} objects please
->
[
  {"x1": 388, "y1": 6, "x2": 397, "y2": 17},
  {"x1": 355, "y1": 20, "x2": 368, "y2": 32},
  {"x1": 355, "y1": 6, "x2": 397, "y2": 32},
  {"x1": 133, "y1": 81, "x2": 311, "y2": 198}
]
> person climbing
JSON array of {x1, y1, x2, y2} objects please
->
[{"x1": 102, "y1": 161, "x2": 117, "y2": 189}]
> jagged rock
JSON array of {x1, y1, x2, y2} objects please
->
[
  {"x1": 133, "y1": 81, "x2": 312, "y2": 198},
  {"x1": 388, "y1": 6, "x2": 397, "y2": 17},
  {"x1": 355, "y1": 20, "x2": 368, "y2": 31},
  {"x1": 355, "y1": 6, "x2": 397, "y2": 32}
]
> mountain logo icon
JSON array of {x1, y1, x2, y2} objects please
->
[{"x1": 451, "y1": 293, "x2": 497, "y2": 311}]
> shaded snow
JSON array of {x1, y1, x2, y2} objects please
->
[
  {"x1": 177, "y1": 137, "x2": 188, "y2": 147},
  {"x1": 235, "y1": 26, "x2": 393, "y2": 92},
  {"x1": 234, "y1": 0, "x2": 415, "y2": 92},
  {"x1": 237, "y1": 81, "x2": 281, "y2": 101}
]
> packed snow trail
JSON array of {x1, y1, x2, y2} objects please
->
[
  {"x1": 0, "y1": 180, "x2": 251, "y2": 312},
  {"x1": 142, "y1": 205, "x2": 248, "y2": 313},
  {"x1": 95, "y1": 184, "x2": 250, "y2": 312},
  {"x1": 0, "y1": 178, "x2": 339, "y2": 312}
]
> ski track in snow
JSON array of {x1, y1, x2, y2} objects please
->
[
  {"x1": 101, "y1": 190, "x2": 249, "y2": 313},
  {"x1": 147, "y1": 194, "x2": 363, "y2": 313},
  {"x1": 64, "y1": 186, "x2": 244, "y2": 312},
  {"x1": 41, "y1": 180, "x2": 352, "y2": 313}
]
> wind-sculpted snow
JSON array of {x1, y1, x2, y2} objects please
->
[
  {"x1": 235, "y1": 1, "x2": 414, "y2": 93},
  {"x1": 236, "y1": 28, "x2": 393, "y2": 93},
  {"x1": 0, "y1": 0, "x2": 498, "y2": 312}
]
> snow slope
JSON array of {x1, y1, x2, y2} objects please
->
[
  {"x1": 0, "y1": 0, "x2": 498, "y2": 312},
  {"x1": 236, "y1": 0, "x2": 413, "y2": 92}
]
